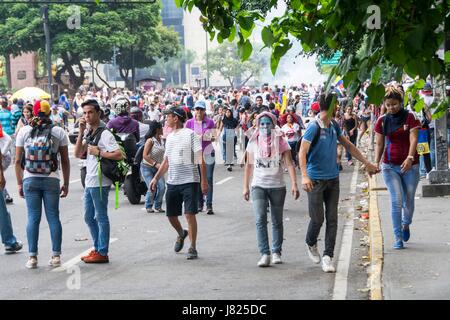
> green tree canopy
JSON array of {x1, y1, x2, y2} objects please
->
[{"x1": 0, "y1": 1, "x2": 180, "y2": 90}]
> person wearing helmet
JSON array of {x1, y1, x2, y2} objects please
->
[
  {"x1": 130, "y1": 106, "x2": 149, "y2": 147},
  {"x1": 106, "y1": 96, "x2": 140, "y2": 141}
]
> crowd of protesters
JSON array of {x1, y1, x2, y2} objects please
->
[{"x1": 0, "y1": 79, "x2": 449, "y2": 272}]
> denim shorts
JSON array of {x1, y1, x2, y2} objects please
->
[{"x1": 165, "y1": 183, "x2": 200, "y2": 216}]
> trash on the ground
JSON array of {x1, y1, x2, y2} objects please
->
[
  {"x1": 74, "y1": 237, "x2": 88, "y2": 241},
  {"x1": 360, "y1": 199, "x2": 368, "y2": 206},
  {"x1": 357, "y1": 288, "x2": 370, "y2": 293},
  {"x1": 362, "y1": 256, "x2": 370, "y2": 260},
  {"x1": 360, "y1": 212, "x2": 369, "y2": 220},
  {"x1": 360, "y1": 236, "x2": 369, "y2": 247}
]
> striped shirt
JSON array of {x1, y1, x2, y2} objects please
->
[
  {"x1": 164, "y1": 128, "x2": 202, "y2": 185},
  {"x1": 301, "y1": 90, "x2": 310, "y2": 103}
]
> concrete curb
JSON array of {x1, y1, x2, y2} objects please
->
[{"x1": 368, "y1": 173, "x2": 384, "y2": 300}]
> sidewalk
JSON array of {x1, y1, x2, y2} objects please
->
[{"x1": 374, "y1": 176, "x2": 450, "y2": 299}]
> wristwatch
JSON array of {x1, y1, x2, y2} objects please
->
[{"x1": 406, "y1": 155, "x2": 414, "y2": 161}]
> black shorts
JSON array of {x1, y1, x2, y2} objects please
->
[{"x1": 166, "y1": 183, "x2": 200, "y2": 216}]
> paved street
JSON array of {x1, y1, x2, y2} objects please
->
[{"x1": 0, "y1": 143, "x2": 370, "y2": 300}]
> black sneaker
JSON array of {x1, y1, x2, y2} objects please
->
[
  {"x1": 227, "y1": 165, "x2": 232, "y2": 172},
  {"x1": 174, "y1": 229, "x2": 188, "y2": 252},
  {"x1": 206, "y1": 207, "x2": 214, "y2": 215},
  {"x1": 186, "y1": 247, "x2": 198, "y2": 260},
  {"x1": 5, "y1": 241, "x2": 23, "y2": 254}
]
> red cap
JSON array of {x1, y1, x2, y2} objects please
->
[{"x1": 311, "y1": 101, "x2": 320, "y2": 112}]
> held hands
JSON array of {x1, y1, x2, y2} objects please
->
[{"x1": 365, "y1": 162, "x2": 381, "y2": 176}]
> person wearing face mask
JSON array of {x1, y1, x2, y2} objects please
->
[
  {"x1": 243, "y1": 112, "x2": 300, "y2": 267},
  {"x1": 375, "y1": 85, "x2": 421, "y2": 250}
]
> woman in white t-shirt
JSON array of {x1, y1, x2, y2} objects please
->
[
  {"x1": 243, "y1": 112, "x2": 300, "y2": 267},
  {"x1": 281, "y1": 114, "x2": 301, "y2": 166},
  {"x1": 15, "y1": 100, "x2": 70, "y2": 269}
]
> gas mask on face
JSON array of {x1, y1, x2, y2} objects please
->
[{"x1": 259, "y1": 116, "x2": 274, "y2": 136}]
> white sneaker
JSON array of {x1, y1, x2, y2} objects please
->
[
  {"x1": 257, "y1": 254, "x2": 270, "y2": 267},
  {"x1": 307, "y1": 244, "x2": 321, "y2": 264},
  {"x1": 272, "y1": 253, "x2": 282, "y2": 264},
  {"x1": 321, "y1": 255, "x2": 336, "y2": 273},
  {"x1": 26, "y1": 257, "x2": 38, "y2": 269},
  {"x1": 48, "y1": 256, "x2": 61, "y2": 268}
]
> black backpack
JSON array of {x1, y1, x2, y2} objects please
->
[{"x1": 297, "y1": 119, "x2": 340, "y2": 161}]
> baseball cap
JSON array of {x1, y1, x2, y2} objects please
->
[
  {"x1": 311, "y1": 101, "x2": 320, "y2": 113},
  {"x1": 163, "y1": 105, "x2": 187, "y2": 122},
  {"x1": 194, "y1": 100, "x2": 206, "y2": 109}
]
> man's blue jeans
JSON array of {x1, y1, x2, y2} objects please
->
[
  {"x1": 84, "y1": 186, "x2": 111, "y2": 256},
  {"x1": 0, "y1": 187, "x2": 17, "y2": 248},
  {"x1": 382, "y1": 163, "x2": 420, "y2": 241},
  {"x1": 23, "y1": 177, "x2": 62, "y2": 257},
  {"x1": 141, "y1": 164, "x2": 166, "y2": 209},
  {"x1": 251, "y1": 186, "x2": 286, "y2": 255}
]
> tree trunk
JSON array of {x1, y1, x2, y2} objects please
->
[
  {"x1": 61, "y1": 52, "x2": 85, "y2": 91},
  {"x1": 119, "y1": 68, "x2": 131, "y2": 89}
]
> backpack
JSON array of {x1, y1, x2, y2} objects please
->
[
  {"x1": 24, "y1": 126, "x2": 58, "y2": 174},
  {"x1": 297, "y1": 119, "x2": 340, "y2": 161},
  {"x1": 88, "y1": 127, "x2": 129, "y2": 185}
]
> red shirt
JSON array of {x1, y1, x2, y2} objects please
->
[{"x1": 374, "y1": 112, "x2": 421, "y2": 165}]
